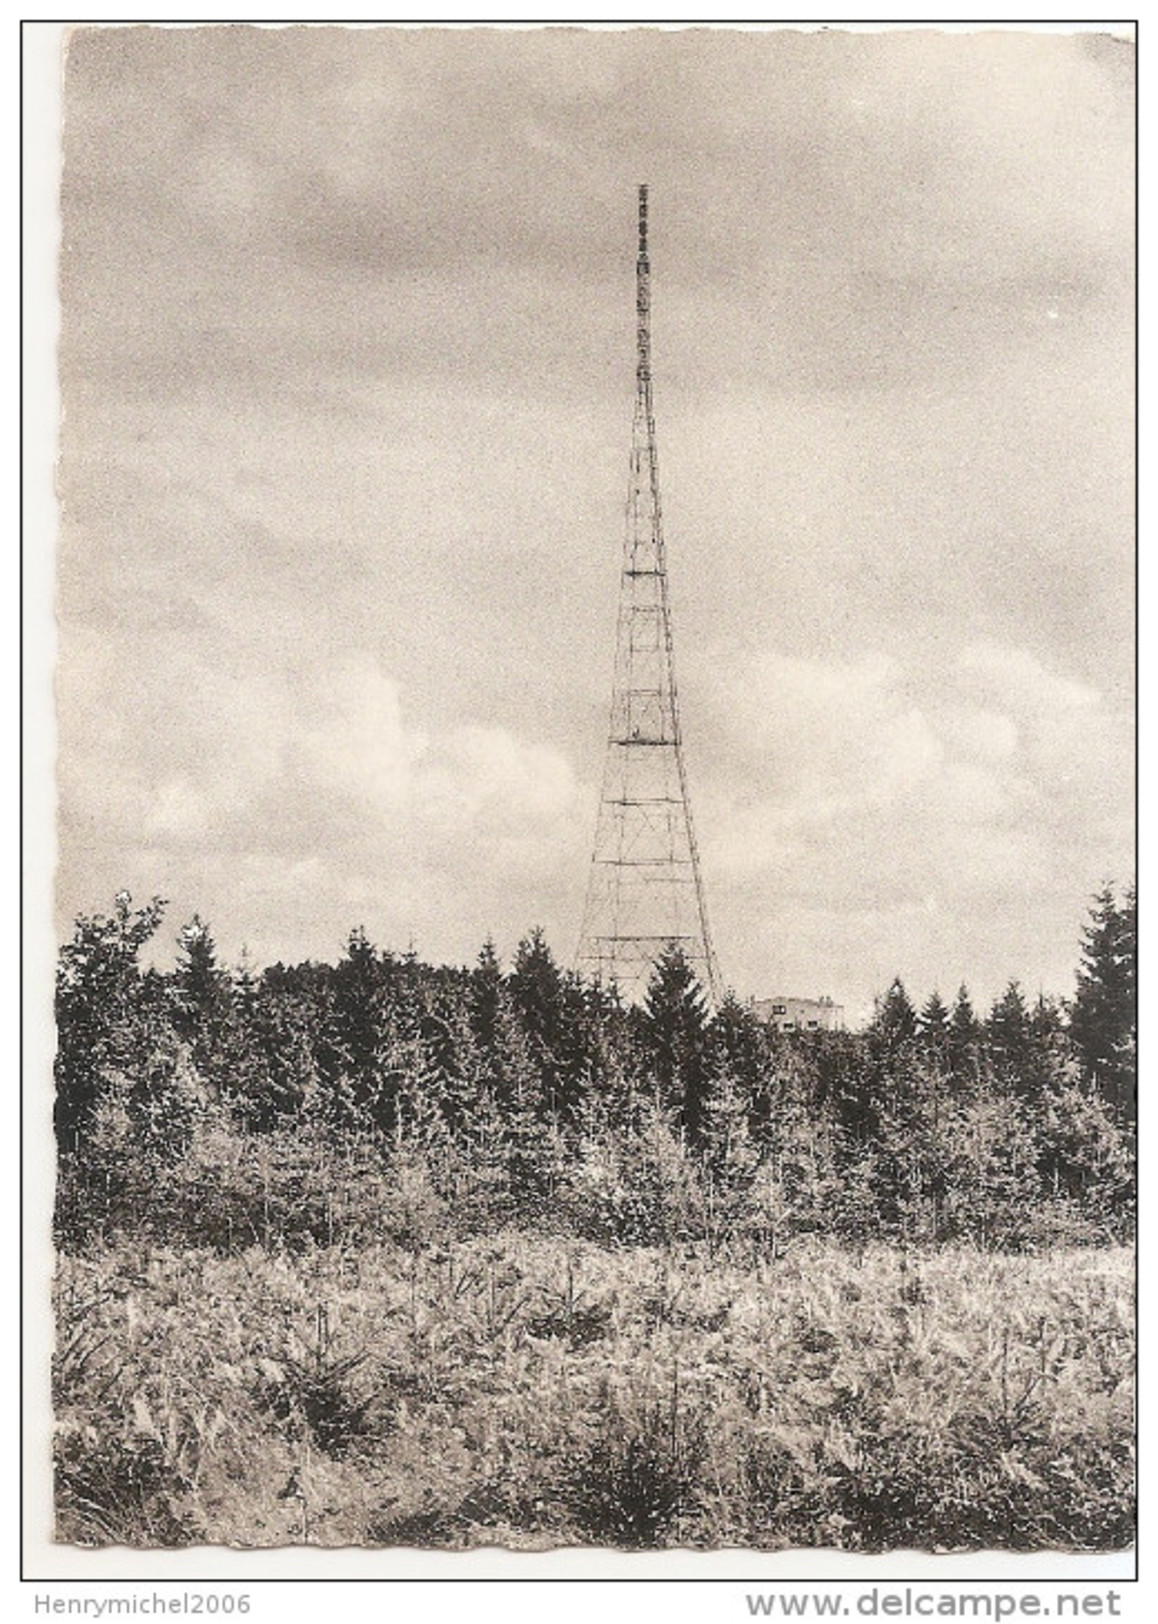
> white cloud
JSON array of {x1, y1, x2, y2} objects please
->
[
  {"x1": 700, "y1": 638, "x2": 1132, "y2": 1004},
  {"x1": 301, "y1": 658, "x2": 425, "y2": 812},
  {"x1": 715, "y1": 650, "x2": 947, "y2": 833},
  {"x1": 146, "y1": 775, "x2": 210, "y2": 842},
  {"x1": 947, "y1": 705, "x2": 1020, "y2": 764},
  {"x1": 957, "y1": 640, "x2": 1099, "y2": 719},
  {"x1": 56, "y1": 625, "x2": 590, "y2": 969},
  {"x1": 296, "y1": 655, "x2": 581, "y2": 852},
  {"x1": 418, "y1": 724, "x2": 577, "y2": 837}
]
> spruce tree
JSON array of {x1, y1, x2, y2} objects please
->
[
  {"x1": 871, "y1": 977, "x2": 918, "y2": 1052},
  {"x1": 642, "y1": 946, "x2": 710, "y2": 1149},
  {"x1": 918, "y1": 989, "x2": 950, "y2": 1055},
  {"x1": 1070, "y1": 885, "x2": 1137, "y2": 1122},
  {"x1": 709, "y1": 993, "x2": 765, "y2": 1093},
  {"x1": 469, "y1": 939, "x2": 503, "y2": 1057},
  {"x1": 509, "y1": 928, "x2": 566, "y2": 1117},
  {"x1": 987, "y1": 981, "x2": 1033, "y2": 1087},
  {"x1": 172, "y1": 915, "x2": 233, "y2": 1089},
  {"x1": 320, "y1": 927, "x2": 392, "y2": 1131},
  {"x1": 947, "y1": 984, "x2": 981, "y2": 1086}
]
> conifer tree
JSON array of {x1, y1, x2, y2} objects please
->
[
  {"x1": 226, "y1": 965, "x2": 314, "y2": 1131},
  {"x1": 469, "y1": 939, "x2": 503, "y2": 1057},
  {"x1": 320, "y1": 927, "x2": 392, "y2": 1131},
  {"x1": 54, "y1": 891, "x2": 168, "y2": 1151},
  {"x1": 987, "y1": 980, "x2": 1033, "y2": 1085},
  {"x1": 871, "y1": 977, "x2": 918, "y2": 1052},
  {"x1": 947, "y1": 984, "x2": 982, "y2": 1086},
  {"x1": 509, "y1": 928, "x2": 566, "y2": 1117},
  {"x1": 918, "y1": 990, "x2": 950, "y2": 1056},
  {"x1": 172, "y1": 915, "x2": 233, "y2": 1089},
  {"x1": 709, "y1": 993, "x2": 766, "y2": 1094},
  {"x1": 1070, "y1": 885, "x2": 1137, "y2": 1122},
  {"x1": 642, "y1": 946, "x2": 711, "y2": 1149}
]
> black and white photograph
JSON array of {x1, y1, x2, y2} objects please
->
[{"x1": 33, "y1": 19, "x2": 1135, "y2": 1575}]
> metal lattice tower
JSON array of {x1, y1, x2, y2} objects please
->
[{"x1": 576, "y1": 185, "x2": 721, "y2": 1005}]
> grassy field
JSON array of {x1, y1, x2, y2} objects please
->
[{"x1": 53, "y1": 1236, "x2": 1134, "y2": 1552}]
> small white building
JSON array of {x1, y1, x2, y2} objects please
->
[{"x1": 753, "y1": 994, "x2": 845, "y2": 1034}]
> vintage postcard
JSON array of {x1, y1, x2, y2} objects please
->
[{"x1": 27, "y1": 19, "x2": 1135, "y2": 1595}]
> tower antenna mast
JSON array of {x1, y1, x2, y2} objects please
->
[{"x1": 576, "y1": 186, "x2": 721, "y2": 1005}]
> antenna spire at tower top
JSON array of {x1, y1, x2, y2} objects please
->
[{"x1": 635, "y1": 185, "x2": 651, "y2": 387}]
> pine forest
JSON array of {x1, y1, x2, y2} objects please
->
[{"x1": 52, "y1": 886, "x2": 1136, "y2": 1552}]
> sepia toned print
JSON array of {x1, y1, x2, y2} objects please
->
[{"x1": 52, "y1": 25, "x2": 1134, "y2": 1554}]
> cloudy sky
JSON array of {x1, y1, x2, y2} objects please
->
[{"x1": 54, "y1": 24, "x2": 1134, "y2": 1014}]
